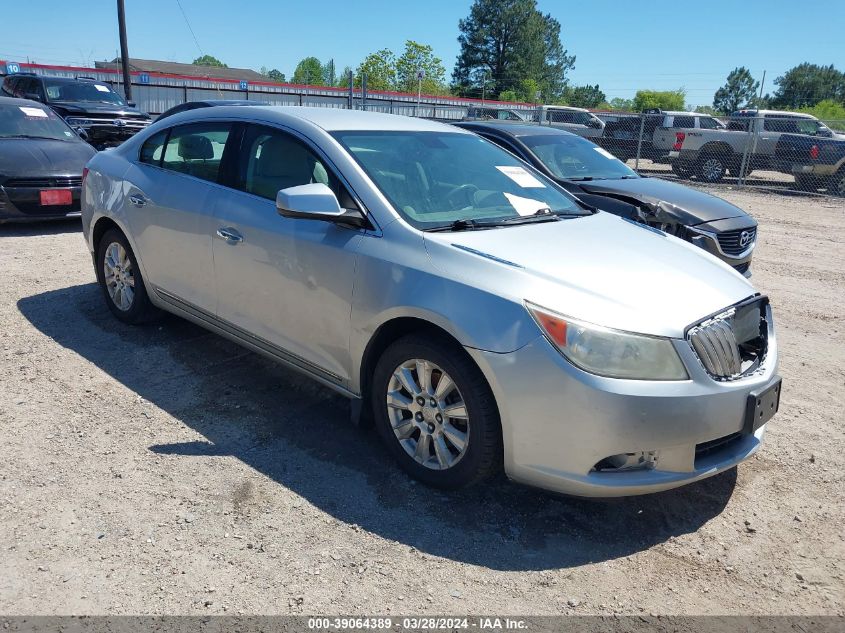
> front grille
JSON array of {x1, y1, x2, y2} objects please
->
[
  {"x1": 687, "y1": 297, "x2": 769, "y2": 381},
  {"x1": 4, "y1": 177, "x2": 82, "y2": 188},
  {"x1": 717, "y1": 227, "x2": 756, "y2": 255}
]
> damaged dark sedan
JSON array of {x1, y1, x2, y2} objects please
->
[
  {"x1": 0, "y1": 96, "x2": 96, "y2": 223},
  {"x1": 456, "y1": 121, "x2": 758, "y2": 275}
]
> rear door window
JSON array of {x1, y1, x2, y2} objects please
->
[
  {"x1": 160, "y1": 123, "x2": 233, "y2": 183},
  {"x1": 672, "y1": 116, "x2": 695, "y2": 128}
]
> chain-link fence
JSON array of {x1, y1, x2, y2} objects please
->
[{"x1": 588, "y1": 111, "x2": 845, "y2": 198}]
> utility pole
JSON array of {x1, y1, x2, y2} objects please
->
[
  {"x1": 758, "y1": 70, "x2": 766, "y2": 103},
  {"x1": 416, "y1": 69, "x2": 425, "y2": 117},
  {"x1": 116, "y1": 0, "x2": 132, "y2": 102}
]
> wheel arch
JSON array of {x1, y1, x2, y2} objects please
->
[{"x1": 698, "y1": 141, "x2": 734, "y2": 157}]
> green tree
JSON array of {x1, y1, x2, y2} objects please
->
[
  {"x1": 323, "y1": 59, "x2": 336, "y2": 86},
  {"x1": 712, "y1": 67, "x2": 759, "y2": 114},
  {"x1": 355, "y1": 49, "x2": 396, "y2": 91},
  {"x1": 260, "y1": 67, "x2": 286, "y2": 83},
  {"x1": 694, "y1": 105, "x2": 718, "y2": 115},
  {"x1": 395, "y1": 41, "x2": 447, "y2": 94},
  {"x1": 452, "y1": 0, "x2": 575, "y2": 100},
  {"x1": 336, "y1": 66, "x2": 354, "y2": 87},
  {"x1": 772, "y1": 63, "x2": 845, "y2": 109},
  {"x1": 797, "y1": 99, "x2": 845, "y2": 130},
  {"x1": 293, "y1": 57, "x2": 325, "y2": 85},
  {"x1": 192, "y1": 55, "x2": 227, "y2": 68},
  {"x1": 562, "y1": 84, "x2": 606, "y2": 108},
  {"x1": 609, "y1": 97, "x2": 634, "y2": 111},
  {"x1": 632, "y1": 89, "x2": 686, "y2": 112}
]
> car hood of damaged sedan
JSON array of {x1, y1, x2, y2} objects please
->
[
  {"x1": 0, "y1": 138, "x2": 96, "y2": 180},
  {"x1": 577, "y1": 176, "x2": 749, "y2": 226},
  {"x1": 424, "y1": 211, "x2": 755, "y2": 339}
]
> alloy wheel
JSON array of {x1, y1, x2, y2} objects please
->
[
  {"x1": 103, "y1": 241, "x2": 135, "y2": 311},
  {"x1": 386, "y1": 359, "x2": 470, "y2": 470},
  {"x1": 701, "y1": 158, "x2": 724, "y2": 181}
]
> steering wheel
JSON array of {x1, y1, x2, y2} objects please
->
[{"x1": 446, "y1": 183, "x2": 479, "y2": 209}]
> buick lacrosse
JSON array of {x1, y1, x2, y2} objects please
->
[{"x1": 81, "y1": 107, "x2": 780, "y2": 496}]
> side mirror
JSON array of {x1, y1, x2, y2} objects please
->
[
  {"x1": 276, "y1": 183, "x2": 368, "y2": 228},
  {"x1": 126, "y1": 101, "x2": 137, "y2": 108}
]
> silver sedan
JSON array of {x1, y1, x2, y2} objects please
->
[{"x1": 81, "y1": 106, "x2": 781, "y2": 496}]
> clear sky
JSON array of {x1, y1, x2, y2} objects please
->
[{"x1": 2, "y1": 0, "x2": 843, "y2": 106}]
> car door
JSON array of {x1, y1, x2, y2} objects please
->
[
  {"x1": 211, "y1": 123, "x2": 364, "y2": 384},
  {"x1": 121, "y1": 121, "x2": 235, "y2": 315}
]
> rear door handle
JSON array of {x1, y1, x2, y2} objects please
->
[
  {"x1": 216, "y1": 227, "x2": 243, "y2": 244},
  {"x1": 128, "y1": 194, "x2": 148, "y2": 207}
]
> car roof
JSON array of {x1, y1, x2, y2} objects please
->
[
  {"x1": 455, "y1": 120, "x2": 580, "y2": 139},
  {"x1": 537, "y1": 105, "x2": 588, "y2": 112},
  {"x1": 170, "y1": 105, "x2": 469, "y2": 133},
  {"x1": 0, "y1": 95, "x2": 48, "y2": 107}
]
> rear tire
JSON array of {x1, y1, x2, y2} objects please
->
[
  {"x1": 371, "y1": 334, "x2": 502, "y2": 489},
  {"x1": 96, "y1": 228, "x2": 160, "y2": 324},
  {"x1": 794, "y1": 174, "x2": 822, "y2": 192},
  {"x1": 671, "y1": 162, "x2": 693, "y2": 179},
  {"x1": 696, "y1": 154, "x2": 727, "y2": 182},
  {"x1": 828, "y1": 170, "x2": 845, "y2": 197}
]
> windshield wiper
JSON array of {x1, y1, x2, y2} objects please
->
[
  {"x1": 568, "y1": 176, "x2": 594, "y2": 181},
  {"x1": 426, "y1": 211, "x2": 562, "y2": 232},
  {"x1": 0, "y1": 134, "x2": 65, "y2": 141}
]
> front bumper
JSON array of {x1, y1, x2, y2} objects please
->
[
  {"x1": 0, "y1": 184, "x2": 82, "y2": 223},
  {"x1": 65, "y1": 118, "x2": 151, "y2": 147},
  {"x1": 468, "y1": 323, "x2": 778, "y2": 497},
  {"x1": 686, "y1": 217, "x2": 757, "y2": 276}
]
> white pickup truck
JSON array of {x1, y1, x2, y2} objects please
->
[{"x1": 657, "y1": 109, "x2": 841, "y2": 182}]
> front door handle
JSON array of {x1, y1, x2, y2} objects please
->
[
  {"x1": 128, "y1": 193, "x2": 148, "y2": 207},
  {"x1": 216, "y1": 227, "x2": 243, "y2": 244}
]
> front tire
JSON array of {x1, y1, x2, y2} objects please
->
[
  {"x1": 371, "y1": 334, "x2": 502, "y2": 489},
  {"x1": 96, "y1": 228, "x2": 159, "y2": 324}
]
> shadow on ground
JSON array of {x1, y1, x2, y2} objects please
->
[{"x1": 19, "y1": 283, "x2": 737, "y2": 571}]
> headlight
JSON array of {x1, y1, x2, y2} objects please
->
[{"x1": 526, "y1": 302, "x2": 689, "y2": 380}]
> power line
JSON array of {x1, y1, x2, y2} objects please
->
[{"x1": 174, "y1": 0, "x2": 204, "y2": 58}]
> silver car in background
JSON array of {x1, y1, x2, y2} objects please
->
[{"x1": 81, "y1": 106, "x2": 781, "y2": 497}]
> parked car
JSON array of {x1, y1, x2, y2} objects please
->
[
  {"x1": 462, "y1": 106, "x2": 526, "y2": 122},
  {"x1": 533, "y1": 105, "x2": 605, "y2": 139},
  {"x1": 596, "y1": 109, "x2": 725, "y2": 164},
  {"x1": 82, "y1": 106, "x2": 780, "y2": 497},
  {"x1": 662, "y1": 109, "x2": 840, "y2": 182},
  {"x1": 0, "y1": 96, "x2": 96, "y2": 223},
  {"x1": 456, "y1": 121, "x2": 758, "y2": 275},
  {"x1": 156, "y1": 99, "x2": 269, "y2": 121},
  {"x1": 774, "y1": 132, "x2": 845, "y2": 196},
  {"x1": 1, "y1": 73, "x2": 152, "y2": 149}
]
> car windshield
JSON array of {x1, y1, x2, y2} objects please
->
[
  {"x1": 332, "y1": 131, "x2": 587, "y2": 230},
  {"x1": 0, "y1": 103, "x2": 77, "y2": 140},
  {"x1": 43, "y1": 79, "x2": 126, "y2": 105},
  {"x1": 522, "y1": 134, "x2": 639, "y2": 181}
]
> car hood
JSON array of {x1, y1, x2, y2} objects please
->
[
  {"x1": 424, "y1": 212, "x2": 755, "y2": 339},
  {"x1": 49, "y1": 101, "x2": 150, "y2": 118},
  {"x1": 577, "y1": 176, "x2": 748, "y2": 225},
  {"x1": 0, "y1": 139, "x2": 96, "y2": 180}
]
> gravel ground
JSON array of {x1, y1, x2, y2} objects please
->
[{"x1": 1, "y1": 186, "x2": 843, "y2": 616}]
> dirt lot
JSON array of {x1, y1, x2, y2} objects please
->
[{"x1": 1, "y1": 186, "x2": 843, "y2": 616}]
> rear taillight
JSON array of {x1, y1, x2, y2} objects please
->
[
  {"x1": 82, "y1": 167, "x2": 89, "y2": 186},
  {"x1": 672, "y1": 132, "x2": 686, "y2": 151},
  {"x1": 809, "y1": 145, "x2": 820, "y2": 160}
]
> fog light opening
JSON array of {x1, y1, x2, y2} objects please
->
[{"x1": 592, "y1": 451, "x2": 658, "y2": 473}]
